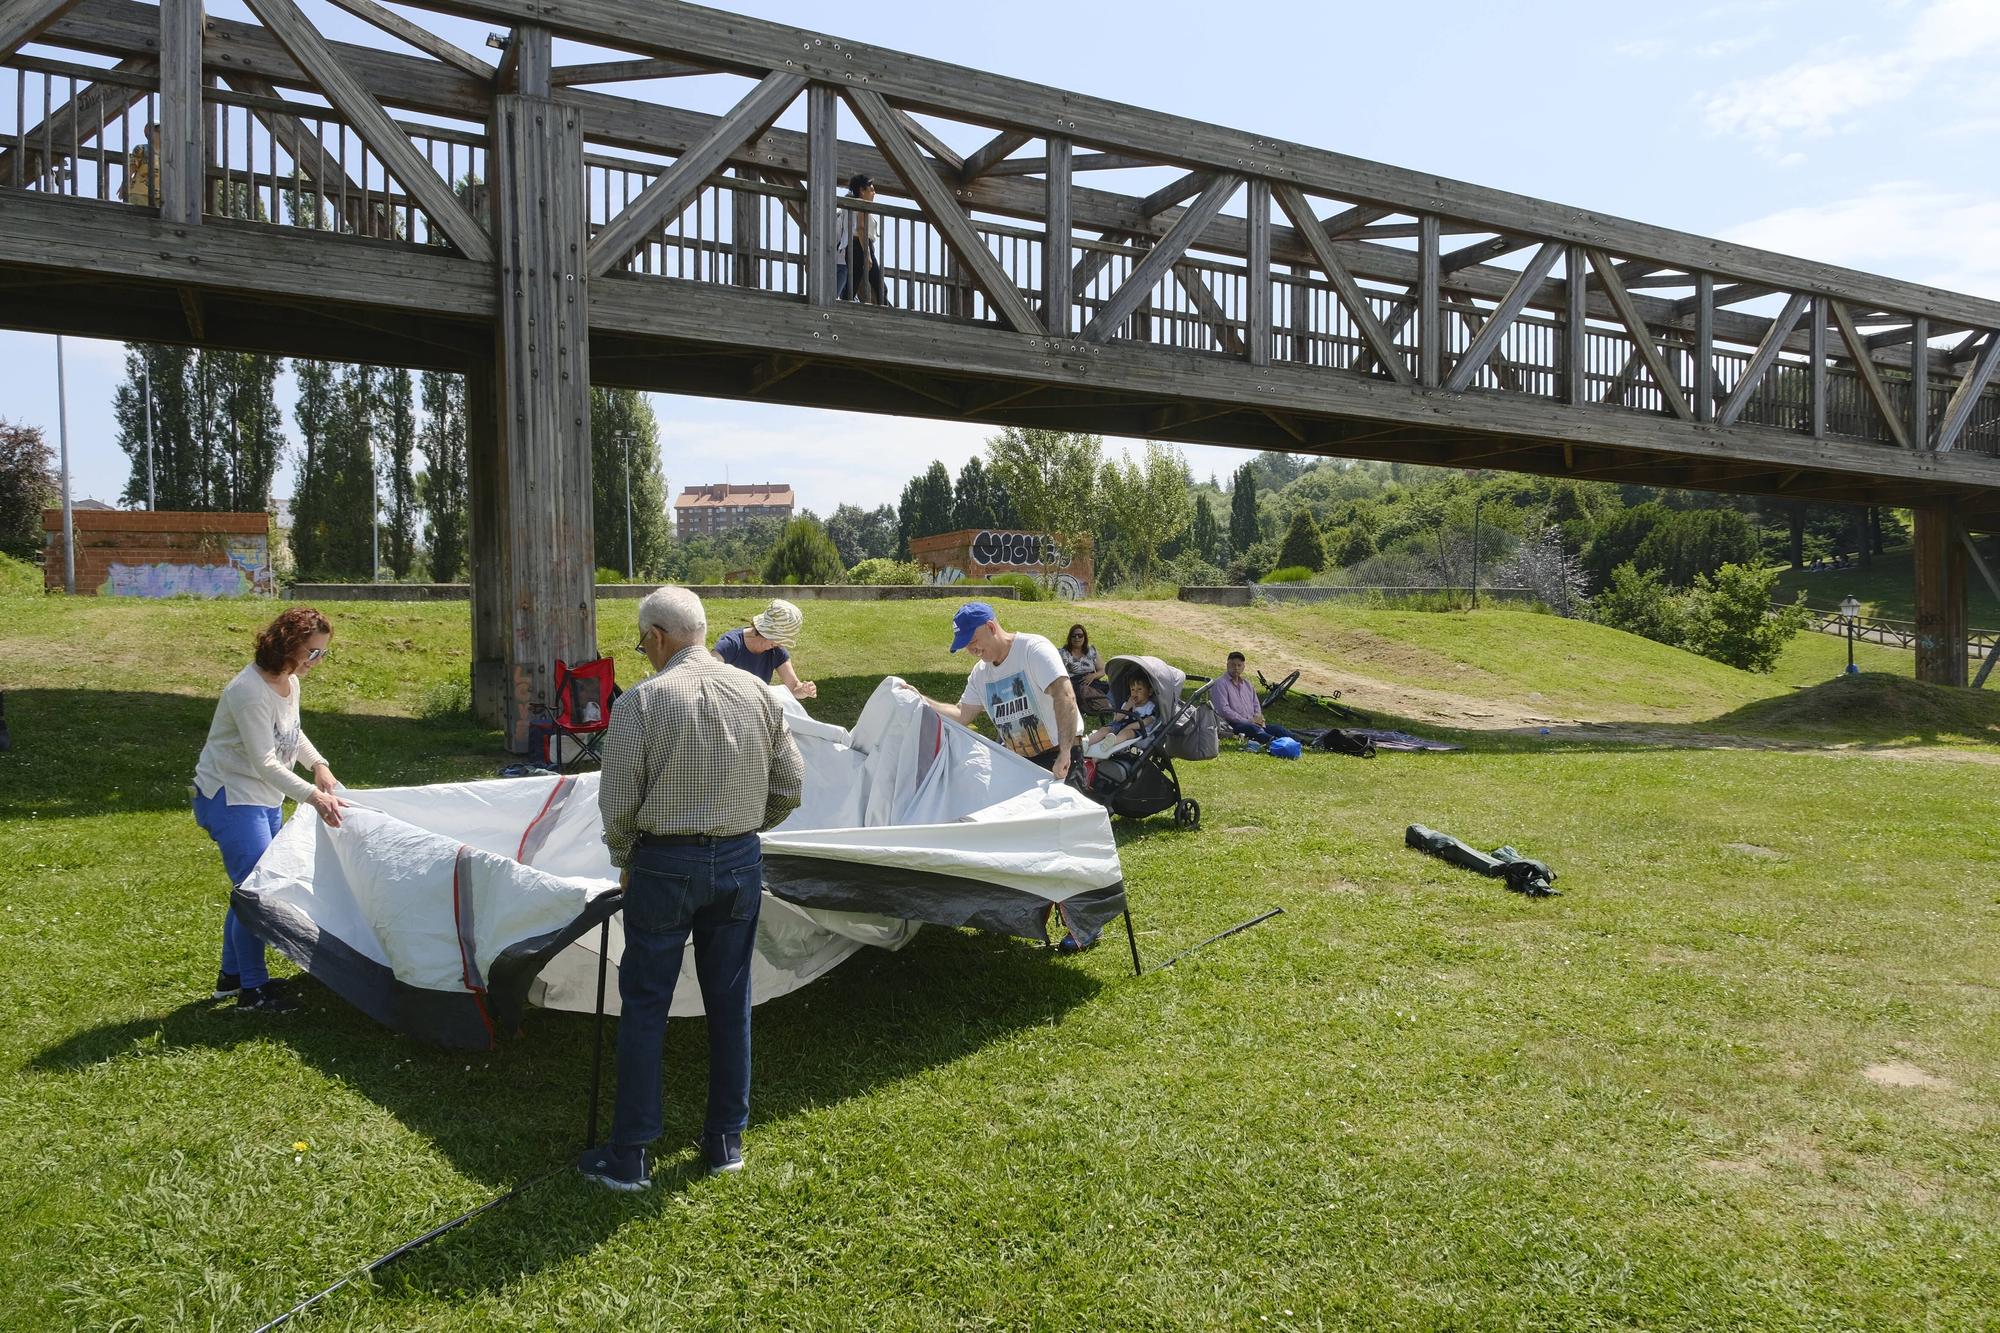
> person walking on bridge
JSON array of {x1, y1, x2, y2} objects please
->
[{"x1": 579, "y1": 586, "x2": 804, "y2": 1189}]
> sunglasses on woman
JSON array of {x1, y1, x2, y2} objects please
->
[{"x1": 302, "y1": 646, "x2": 327, "y2": 664}]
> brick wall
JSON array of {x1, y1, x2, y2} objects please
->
[{"x1": 41, "y1": 509, "x2": 271, "y2": 596}]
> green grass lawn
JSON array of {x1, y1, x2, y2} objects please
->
[
  {"x1": 1769, "y1": 544, "x2": 2000, "y2": 625},
  {"x1": 3, "y1": 591, "x2": 1998, "y2": 1330}
]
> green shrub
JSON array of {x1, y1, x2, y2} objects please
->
[
  {"x1": 0, "y1": 551, "x2": 40, "y2": 596},
  {"x1": 1683, "y1": 563, "x2": 1809, "y2": 673},
  {"x1": 417, "y1": 677, "x2": 472, "y2": 722},
  {"x1": 594, "y1": 567, "x2": 627, "y2": 585},
  {"x1": 1260, "y1": 565, "x2": 1314, "y2": 584},
  {"x1": 1593, "y1": 562, "x2": 1689, "y2": 647},
  {"x1": 1277, "y1": 509, "x2": 1327, "y2": 572},
  {"x1": 965, "y1": 573, "x2": 1049, "y2": 602},
  {"x1": 847, "y1": 557, "x2": 924, "y2": 586}
]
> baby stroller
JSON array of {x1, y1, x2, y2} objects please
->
[{"x1": 1072, "y1": 655, "x2": 1218, "y2": 829}]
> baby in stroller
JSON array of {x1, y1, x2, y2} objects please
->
[{"x1": 1083, "y1": 672, "x2": 1159, "y2": 759}]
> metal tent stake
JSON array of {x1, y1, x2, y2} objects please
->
[
  {"x1": 584, "y1": 913, "x2": 612, "y2": 1147},
  {"x1": 1122, "y1": 907, "x2": 1142, "y2": 977}
]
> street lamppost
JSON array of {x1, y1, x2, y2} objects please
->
[
  {"x1": 144, "y1": 356, "x2": 155, "y2": 511},
  {"x1": 56, "y1": 336, "x2": 74, "y2": 594},
  {"x1": 1840, "y1": 594, "x2": 1860, "y2": 675},
  {"x1": 1470, "y1": 494, "x2": 1482, "y2": 610},
  {"x1": 616, "y1": 431, "x2": 635, "y2": 579}
]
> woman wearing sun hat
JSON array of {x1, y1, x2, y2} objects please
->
[{"x1": 713, "y1": 598, "x2": 817, "y2": 699}]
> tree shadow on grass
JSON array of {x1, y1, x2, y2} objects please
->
[
  {"x1": 29, "y1": 924, "x2": 1100, "y2": 1301},
  {"x1": 0, "y1": 688, "x2": 506, "y2": 819}
]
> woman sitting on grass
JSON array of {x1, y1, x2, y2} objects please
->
[
  {"x1": 192, "y1": 607, "x2": 348, "y2": 1014},
  {"x1": 1084, "y1": 672, "x2": 1159, "y2": 757}
]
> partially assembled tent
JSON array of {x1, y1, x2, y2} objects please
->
[{"x1": 234, "y1": 678, "x2": 1127, "y2": 1049}]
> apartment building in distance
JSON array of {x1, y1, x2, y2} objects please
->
[{"x1": 673, "y1": 482, "x2": 796, "y2": 541}]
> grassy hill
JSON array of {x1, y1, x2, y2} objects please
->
[
  {"x1": 4, "y1": 587, "x2": 1998, "y2": 1329},
  {"x1": 1769, "y1": 543, "x2": 2000, "y2": 625}
]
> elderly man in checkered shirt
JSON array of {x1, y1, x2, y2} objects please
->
[{"x1": 577, "y1": 585, "x2": 804, "y2": 1191}]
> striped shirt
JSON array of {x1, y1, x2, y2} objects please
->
[{"x1": 597, "y1": 645, "x2": 804, "y2": 868}]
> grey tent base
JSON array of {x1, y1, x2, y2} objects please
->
[
  {"x1": 762, "y1": 854, "x2": 1129, "y2": 943},
  {"x1": 1405, "y1": 825, "x2": 1558, "y2": 897}
]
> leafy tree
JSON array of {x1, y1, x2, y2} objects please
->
[
  {"x1": 1228, "y1": 461, "x2": 1260, "y2": 553},
  {"x1": 112, "y1": 344, "x2": 281, "y2": 513},
  {"x1": 1632, "y1": 507, "x2": 1757, "y2": 587},
  {"x1": 953, "y1": 455, "x2": 999, "y2": 530},
  {"x1": 418, "y1": 371, "x2": 468, "y2": 582},
  {"x1": 1329, "y1": 523, "x2": 1376, "y2": 570},
  {"x1": 826, "y1": 502, "x2": 898, "y2": 566},
  {"x1": 380, "y1": 370, "x2": 418, "y2": 579},
  {"x1": 1191, "y1": 493, "x2": 1221, "y2": 564},
  {"x1": 847, "y1": 557, "x2": 923, "y2": 585},
  {"x1": 1582, "y1": 501, "x2": 1667, "y2": 588},
  {"x1": 289, "y1": 359, "x2": 336, "y2": 577},
  {"x1": 917, "y1": 461, "x2": 955, "y2": 537},
  {"x1": 1683, "y1": 564, "x2": 1810, "y2": 672},
  {"x1": 1097, "y1": 443, "x2": 1192, "y2": 585},
  {"x1": 983, "y1": 428, "x2": 1102, "y2": 588},
  {"x1": 291, "y1": 363, "x2": 379, "y2": 579},
  {"x1": 762, "y1": 515, "x2": 845, "y2": 584},
  {"x1": 0, "y1": 419, "x2": 55, "y2": 557},
  {"x1": 1277, "y1": 507, "x2": 1327, "y2": 572},
  {"x1": 591, "y1": 388, "x2": 670, "y2": 578}
]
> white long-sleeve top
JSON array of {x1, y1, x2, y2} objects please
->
[{"x1": 193, "y1": 664, "x2": 327, "y2": 807}]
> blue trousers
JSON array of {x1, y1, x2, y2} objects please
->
[
  {"x1": 193, "y1": 786, "x2": 282, "y2": 989},
  {"x1": 1223, "y1": 718, "x2": 1294, "y2": 745},
  {"x1": 612, "y1": 832, "x2": 763, "y2": 1149}
]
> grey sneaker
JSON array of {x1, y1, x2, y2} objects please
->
[
  {"x1": 213, "y1": 971, "x2": 242, "y2": 999},
  {"x1": 576, "y1": 1143, "x2": 651, "y2": 1192},
  {"x1": 699, "y1": 1132, "x2": 744, "y2": 1176},
  {"x1": 236, "y1": 983, "x2": 298, "y2": 1014}
]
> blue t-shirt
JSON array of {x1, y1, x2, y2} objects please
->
[{"x1": 713, "y1": 627, "x2": 790, "y2": 683}]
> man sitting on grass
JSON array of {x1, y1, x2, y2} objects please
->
[{"x1": 1209, "y1": 650, "x2": 1294, "y2": 750}]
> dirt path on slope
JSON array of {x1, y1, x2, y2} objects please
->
[{"x1": 1093, "y1": 598, "x2": 2000, "y2": 768}]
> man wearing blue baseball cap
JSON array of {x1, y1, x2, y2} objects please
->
[{"x1": 923, "y1": 601, "x2": 1082, "y2": 783}]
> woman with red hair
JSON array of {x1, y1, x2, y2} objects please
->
[{"x1": 192, "y1": 607, "x2": 349, "y2": 1013}]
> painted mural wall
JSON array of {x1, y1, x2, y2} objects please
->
[{"x1": 908, "y1": 528, "x2": 1094, "y2": 599}]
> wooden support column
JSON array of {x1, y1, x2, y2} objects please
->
[
  {"x1": 730, "y1": 167, "x2": 759, "y2": 287},
  {"x1": 1043, "y1": 135, "x2": 1071, "y2": 335},
  {"x1": 1912, "y1": 507, "x2": 1968, "y2": 687},
  {"x1": 1692, "y1": 273, "x2": 1714, "y2": 422},
  {"x1": 157, "y1": 0, "x2": 203, "y2": 226},
  {"x1": 467, "y1": 358, "x2": 507, "y2": 728},
  {"x1": 806, "y1": 83, "x2": 837, "y2": 307},
  {"x1": 1244, "y1": 179, "x2": 1270, "y2": 366},
  {"x1": 492, "y1": 92, "x2": 594, "y2": 750},
  {"x1": 1909, "y1": 316, "x2": 1930, "y2": 448}
]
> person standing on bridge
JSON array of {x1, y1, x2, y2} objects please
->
[
  {"x1": 843, "y1": 174, "x2": 886, "y2": 306},
  {"x1": 120, "y1": 122, "x2": 159, "y2": 207}
]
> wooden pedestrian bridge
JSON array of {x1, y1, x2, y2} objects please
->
[{"x1": 6, "y1": 0, "x2": 2000, "y2": 744}]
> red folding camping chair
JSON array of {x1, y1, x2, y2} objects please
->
[{"x1": 541, "y1": 657, "x2": 619, "y2": 771}]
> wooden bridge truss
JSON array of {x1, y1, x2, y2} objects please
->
[{"x1": 6, "y1": 0, "x2": 2000, "y2": 742}]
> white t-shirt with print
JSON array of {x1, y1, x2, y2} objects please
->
[{"x1": 958, "y1": 631, "x2": 1080, "y2": 759}]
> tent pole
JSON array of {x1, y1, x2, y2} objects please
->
[
  {"x1": 1122, "y1": 907, "x2": 1142, "y2": 977},
  {"x1": 584, "y1": 913, "x2": 612, "y2": 1147}
]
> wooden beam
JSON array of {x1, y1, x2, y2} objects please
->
[
  {"x1": 241, "y1": 0, "x2": 493, "y2": 261},
  {"x1": 0, "y1": 55, "x2": 153, "y2": 182},
  {"x1": 1828, "y1": 299, "x2": 1911, "y2": 449},
  {"x1": 959, "y1": 127, "x2": 1030, "y2": 182},
  {"x1": 1935, "y1": 333, "x2": 2000, "y2": 453},
  {"x1": 1137, "y1": 169, "x2": 1210, "y2": 219},
  {"x1": 1272, "y1": 183, "x2": 1412, "y2": 387},
  {"x1": 0, "y1": 0, "x2": 84, "y2": 60},
  {"x1": 982, "y1": 151, "x2": 1152, "y2": 178},
  {"x1": 1446, "y1": 298, "x2": 1525, "y2": 393},
  {"x1": 1693, "y1": 273, "x2": 1714, "y2": 422},
  {"x1": 222, "y1": 72, "x2": 377, "y2": 233},
  {"x1": 1244, "y1": 178, "x2": 1269, "y2": 366},
  {"x1": 845, "y1": 87, "x2": 1041, "y2": 333},
  {"x1": 1910, "y1": 315, "x2": 1929, "y2": 448},
  {"x1": 586, "y1": 70, "x2": 803, "y2": 278},
  {"x1": 157, "y1": 0, "x2": 201, "y2": 226},
  {"x1": 1323, "y1": 203, "x2": 1390, "y2": 238},
  {"x1": 549, "y1": 56, "x2": 705, "y2": 85},
  {"x1": 1586, "y1": 248, "x2": 1691, "y2": 419},
  {"x1": 323, "y1": 0, "x2": 493, "y2": 81},
  {"x1": 1717, "y1": 290, "x2": 1809, "y2": 427},
  {"x1": 1043, "y1": 135, "x2": 1071, "y2": 335},
  {"x1": 806, "y1": 82, "x2": 837, "y2": 307},
  {"x1": 1170, "y1": 263, "x2": 1245, "y2": 357},
  {"x1": 1442, "y1": 242, "x2": 1562, "y2": 393},
  {"x1": 1417, "y1": 218, "x2": 1442, "y2": 388},
  {"x1": 1809, "y1": 296, "x2": 1827, "y2": 439},
  {"x1": 892, "y1": 107, "x2": 962, "y2": 170},
  {"x1": 510, "y1": 24, "x2": 550, "y2": 97},
  {"x1": 177, "y1": 285, "x2": 203, "y2": 338},
  {"x1": 1083, "y1": 173, "x2": 1238, "y2": 342},
  {"x1": 1439, "y1": 235, "x2": 1528, "y2": 276},
  {"x1": 1563, "y1": 245, "x2": 1586, "y2": 406}
]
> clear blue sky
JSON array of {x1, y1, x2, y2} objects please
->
[{"x1": 4, "y1": 0, "x2": 1995, "y2": 511}]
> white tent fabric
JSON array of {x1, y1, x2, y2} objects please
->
[{"x1": 234, "y1": 677, "x2": 1125, "y2": 1048}]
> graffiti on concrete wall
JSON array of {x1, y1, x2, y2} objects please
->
[
  {"x1": 921, "y1": 531, "x2": 1087, "y2": 599},
  {"x1": 101, "y1": 534, "x2": 273, "y2": 598}
]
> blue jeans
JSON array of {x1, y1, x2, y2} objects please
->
[
  {"x1": 1223, "y1": 718, "x2": 1293, "y2": 745},
  {"x1": 612, "y1": 832, "x2": 763, "y2": 1149},
  {"x1": 193, "y1": 786, "x2": 282, "y2": 989}
]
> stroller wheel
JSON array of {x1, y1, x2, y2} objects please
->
[{"x1": 1174, "y1": 798, "x2": 1201, "y2": 830}]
